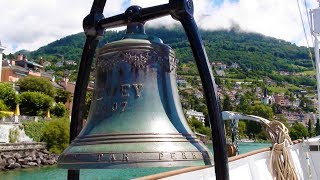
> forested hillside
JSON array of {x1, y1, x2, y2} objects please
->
[{"x1": 29, "y1": 27, "x2": 312, "y2": 74}]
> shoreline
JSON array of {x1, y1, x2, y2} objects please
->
[{"x1": 0, "y1": 146, "x2": 58, "y2": 171}]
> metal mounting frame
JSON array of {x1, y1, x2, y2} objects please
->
[{"x1": 68, "y1": 0, "x2": 229, "y2": 179}]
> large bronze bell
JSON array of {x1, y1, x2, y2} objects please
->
[{"x1": 58, "y1": 23, "x2": 213, "y2": 169}]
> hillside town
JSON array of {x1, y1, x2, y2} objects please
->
[
  {"x1": 179, "y1": 61, "x2": 319, "y2": 129},
  {"x1": 0, "y1": 39, "x2": 319, "y2": 141}
]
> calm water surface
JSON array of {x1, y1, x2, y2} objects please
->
[{"x1": 0, "y1": 142, "x2": 270, "y2": 180}]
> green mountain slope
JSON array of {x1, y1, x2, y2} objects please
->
[{"x1": 29, "y1": 28, "x2": 312, "y2": 73}]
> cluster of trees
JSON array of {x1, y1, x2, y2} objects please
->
[
  {"x1": 187, "y1": 116, "x2": 211, "y2": 138},
  {"x1": 23, "y1": 118, "x2": 70, "y2": 153},
  {"x1": 0, "y1": 77, "x2": 71, "y2": 117},
  {"x1": 0, "y1": 77, "x2": 73, "y2": 153}
]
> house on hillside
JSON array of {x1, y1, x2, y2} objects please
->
[
  {"x1": 215, "y1": 70, "x2": 225, "y2": 76},
  {"x1": 274, "y1": 94, "x2": 286, "y2": 106},
  {"x1": 194, "y1": 90, "x2": 203, "y2": 99},
  {"x1": 230, "y1": 62, "x2": 239, "y2": 69},
  {"x1": 1, "y1": 55, "x2": 53, "y2": 83},
  {"x1": 55, "y1": 62, "x2": 64, "y2": 67},
  {"x1": 59, "y1": 77, "x2": 94, "y2": 111},
  {"x1": 186, "y1": 109, "x2": 205, "y2": 124},
  {"x1": 212, "y1": 62, "x2": 227, "y2": 70},
  {"x1": 65, "y1": 60, "x2": 77, "y2": 66}
]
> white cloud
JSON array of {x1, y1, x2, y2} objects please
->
[
  {"x1": 0, "y1": 0, "x2": 318, "y2": 54},
  {"x1": 1, "y1": 0, "x2": 127, "y2": 54}
]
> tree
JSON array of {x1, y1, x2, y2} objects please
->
[
  {"x1": 18, "y1": 77, "x2": 56, "y2": 97},
  {"x1": 188, "y1": 116, "x2": 203, "y2": 130},
  {"x1": 247, "y1": 104, "x2": 274, "y2": 120},
  {"x1": 23, "y1": 121, "x2": 46, "y2": 142},
  {"x1": 0, "y1": 100, "x2": 8, "y2": 111},
  {"x1": 0, "y1": 83, "x2": 19, "y2": 110},
  {"x1": 19, "y1": 92, "x2": 53, "y2": 116},
  {"x1": 42, "y1": 118, "x2": 70, "y2": 153},
  {"x1": 187, "y1": 116, "x2": 211, "y2": 138},
  {"x1": 222, "y1": 95, "x2": 232, "y2": 111},
  {"x1": 289, "y1": 122, "x2": 308, "y2": 140},
  {"x1": 308, "y1": 119, "x2": 314, "y2": 137},
  {"x1": 244, "y1": 104, "x2": 273, "y2": 139},
  {"x1": 55, "y1": 89, "x2": 71, "y2": 104},
  {"x1": 237, "y1": 96, "x2": 250, "y2": 113},
  {"x1": 51, "y1": 103, "x2": 67, "y2": 117},
  {"x1": 84, "y1": 91, "x2": 93, "y2": 118},
  {"x1": 238, "y1": 121, "x2": 247, "y2": 138},
  {"x1": 316, "y1": 119, "x2": 320, "y2": 136},
  {"x1": 245, "y1": 121, "x2": 262, "y2": 139}
]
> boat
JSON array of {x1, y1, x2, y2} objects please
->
[
  {"x1": 136, "y1": 111, "x2": 320, "y2": 179},
  {"x1": 58, "y1": 0, "x2": 320, "y2": 179}
]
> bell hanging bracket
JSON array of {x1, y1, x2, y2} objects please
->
[{"x1": 68, "y1": 0, "x2": 229, "y2": 179}]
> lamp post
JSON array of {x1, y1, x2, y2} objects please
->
[{"x1": 0, "y1": 41, "x2": 6, "y2": 82}]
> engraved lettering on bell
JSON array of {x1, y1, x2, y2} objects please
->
[
  {"x1": 182, "y1": 152, "x2": 187, "y2": 159},
  {"x1": 192, "y1": 152, "x2": 197, "y2": 159},
  {"x1": 109, "y1": 154, "x2": 115, "y2": 162},
  {"x1": 171, "y1": 153, "x2": 176, "y2": 159},
  {"x1": 112, "y1": 103, "x2": 117, "y2": 111},
  {"x1": 159, "y1": 153, "x2": 164, "y2": 160},
  {"x1": 97, "y1": 154, "x2": 104, "y2": 161},
  {"x1": 121, "y1": 102, "x2": 127, "y2": 112},
  {"x1": 121, "y1": 84, "x2": 131, "y2": 97},
  {"x1": 132, "y1": 84, "x2": 143, "y2": 97},
  {"x1": 123, "y1": 154, "x2": 129, "y2": 161}
]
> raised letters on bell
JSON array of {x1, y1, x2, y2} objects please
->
[
  {"x1": 182, "y1": 152, "x2": 187, "y2": 159},
  {"x1": 121, "y1": 102, "x2": 127, "y2": 112},
  {"x1": 97, "y1": 154, "x2": 104, "y2": 161},
  {"x1": 112, "y1": 103, "x2": 117, "y2": 111},
  {"x1": 159, "y1": 153, "x2": 164, "y2": 160},
  {"x1": 109, "y1": 154, "x2": 115, "y2": 162},
  {"x1": 171, "y1": 153, "x2": 176, "y2": 159},
  {"x1": 121, "y1": 84, "x2": 131, "y2": 97},
  {"x1": 132, "y1": 84, "x2": 143, "y2": 97},
  {"x1": 192, "y1": 152, "x2": 197, "y2": 159},
  {"x1": 123, "y1": 154, "x2": 129, "y2": 161}
]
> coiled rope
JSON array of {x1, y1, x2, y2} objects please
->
[
  {"x1": 262, "y1": 120, "x2": 298, "y2": 180},
  {"x1": 222, "y1": 112, "x2": 299, "y2": 179}
]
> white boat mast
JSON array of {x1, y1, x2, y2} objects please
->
[{"x1": 311, "y1": 4, "x2": 320, "y2": 122}]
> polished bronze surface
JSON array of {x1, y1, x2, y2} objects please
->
[{"x1": 58, "y1": 23, "x2": 213, "y2": 169}]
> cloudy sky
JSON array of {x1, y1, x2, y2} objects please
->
[{"x1": 0, "y1": 0, "x2": 319, "y2": 54}]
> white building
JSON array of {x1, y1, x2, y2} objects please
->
[
  {"x1": 55, "y1": 62, "x2": 64, "y2": 67},
  {"x1": 186, "y1": 109, "x2": 205, "y2": 124},
  {"x1": 0, "y1": 41, "x2": 6, "y2": 82},
  {"x1": 194, "y1": 90, "x2": 203, "y2": 99},
  {"x1": 231, "y1": 62, "x2": 239, "y2": 69}
]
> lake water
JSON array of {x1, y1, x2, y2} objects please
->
[{"x1": 0, "y1": 142, "x2": 270, "y2": 180}]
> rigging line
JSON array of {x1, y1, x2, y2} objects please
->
[
  {"x1": 297, "y1": 0, "x2": 315, "y2": 69},
  {"x1": 303, "y1": 0, "x2": 316, "y2": 69},
  {"x1": 304, "y1": 0, "x2": 314, "y2": 45}
]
